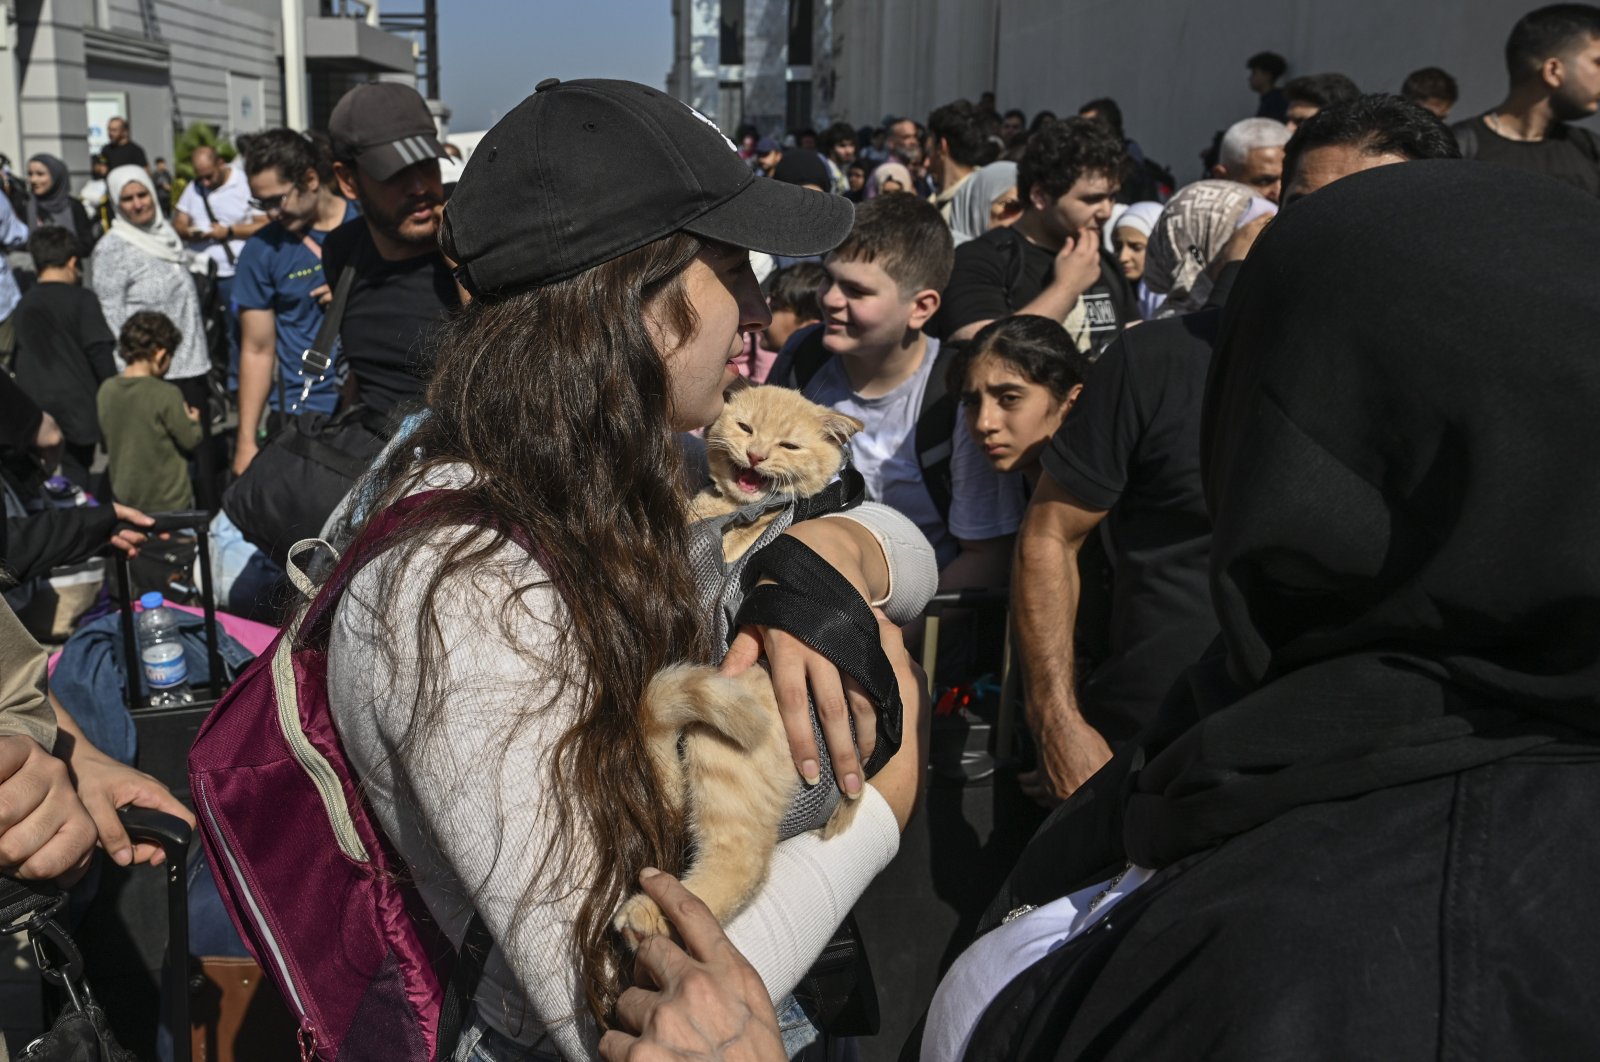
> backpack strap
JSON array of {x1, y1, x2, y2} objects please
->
[
  {"x1": 296, "y1": 488, "x2": 451, "y2": 647},
  {"x1": 915, "y1": 342, "x2": 960, "y2": 529},
  {"x1": 777, "y1": 322, "x2": 833, "y2": 391},
  {"x1": 735, "y1": 535, "x2": 903, "y2": 776},
  {"x1": 994, "y1": 226, "x2": 1029, "y2": 313},
  {"x1": 291, "y1": 490, "x2": 508, "y2": 1058}
]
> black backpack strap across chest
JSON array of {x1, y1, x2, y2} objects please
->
[{"x1": 916, "y1": 343, "x2": 961, "y2": 529}]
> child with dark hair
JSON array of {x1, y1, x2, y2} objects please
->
[
  {"x1": 11, "y1": 226, "x2": 117, "y2": 488},
  {"x1": 760, "y1": 262, "x2": 827, "y2": 355},
  {"x1": 96, "y1": 311, "x2": 201, "y2": 512},
  {"x1": 950, "y1": 315, "x2": 1088, "y2": 486}
]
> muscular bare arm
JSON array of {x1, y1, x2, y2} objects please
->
[{"x1": 1013, "y1": 473, "x2": 1111, "y2": 798}]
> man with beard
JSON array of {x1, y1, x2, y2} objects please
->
[
  {"x1": 1454, "y1": 4, "x2": 1600, "y2": 196},
  {"x1": 322, "y1": 82, "x2": 458, "y2": 419}
]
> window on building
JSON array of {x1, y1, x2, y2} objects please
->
[
  {"x1": 720, "y1": 82, "x2": 746, "y2": 136},
  {"x1": 786, "y1": 80, "x2": 812, "y2": 133},
  {"x1": 720, "y1": 0, "x2": 745, "y2": 66},
  {"x1": 787, "y1": 0, "x2": 814, "y2": 66}
]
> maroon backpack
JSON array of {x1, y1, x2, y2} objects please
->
[{"x1": 190, "y1": 491, "x2": 490, "y2": 1061}]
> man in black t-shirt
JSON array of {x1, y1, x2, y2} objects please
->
[
  {"x1": 1016, "y1": 94, "x2": 1464, "y2": 805},
  {"x1": 933, "y1": 117, "x2": 1132, "y2": 360},
  {"x1": 324, "y1": 82, "x2": 460, "y2": 419},
  {"x1": 100, "y1": 116, "x2": 149, "y2": 172},
  {"x1": 1453, "y1": 4, "x2": 1600, "y2": 196}
]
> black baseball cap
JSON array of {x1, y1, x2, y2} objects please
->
[
  {"x1": 443, "y1": 79, "x2": 854, "y2": 296},
  {"x1": 329, "y1": 82, "x2": 448, "y2": 182}
]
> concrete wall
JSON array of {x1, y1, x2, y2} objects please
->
[
  {"x1": 106, "y1": 0, "x2": 282, "y2": 153},
  {"x1": 831, "y1": 0, "x2": 996, "y2": 128},
  {"x1": 831, "y1": 0, "x2": 1600, "y2": 182},
  {"x1": 16, "y1": 0, "x2": 93, "y2": 177}
]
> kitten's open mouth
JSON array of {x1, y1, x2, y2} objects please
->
[{"x1": 735, "y1": 467, "x2": 772, "y2": 494}]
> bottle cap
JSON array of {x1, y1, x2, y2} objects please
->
[{"x1": 139, "y1": 591, "x2": 165, "y2": 610}]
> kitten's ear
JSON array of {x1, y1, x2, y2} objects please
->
[{"x1": 820, "y1": 410, "x2": 865, "y2": 445}]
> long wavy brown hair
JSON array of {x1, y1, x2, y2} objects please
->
[{"x1": 349, "y1": 231, "x2": 710, "y2": 1027}]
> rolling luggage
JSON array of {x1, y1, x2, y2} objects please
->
[
  {"x1": 63, "y1": 513, "x2": 297, "y2": 1059},
  {"x1": 3, "y1": 808, "x2": 190, "y2": 1062}
]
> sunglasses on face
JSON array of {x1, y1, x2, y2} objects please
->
[{"x1": 248, "y1": 192, "x2": 289, "y2": 214}]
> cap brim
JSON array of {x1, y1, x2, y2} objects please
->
[
  {"x1": 358, "y1": 134, "x2": 450, "y2": 181},
  {"x1": 682, "y1": 177, "x2": 854, "y2": 259}
]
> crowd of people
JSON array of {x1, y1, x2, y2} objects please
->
[{"x1": 3, "y1": 3, "x2": 1600, "y2": 1060}]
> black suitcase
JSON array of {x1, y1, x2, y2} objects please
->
[
  {"x1": 73, "y1": 511, "x2": 227, "y2": 1056},
  {"x1": 110, "y1": 509, "x2": 228, "y2": 804}
]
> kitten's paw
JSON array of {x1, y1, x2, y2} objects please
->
[{"x1": 613, "y1": 893, "x2": 672, "y2": 949}]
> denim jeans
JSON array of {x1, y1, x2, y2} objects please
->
[{"x1": 453, "y1": 994, "x2": 820, "y2": 1060}]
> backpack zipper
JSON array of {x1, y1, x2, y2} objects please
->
[
  {"x1": 272, "y1": 618, "x2": 371, "y2": 863},
  {"x1": 197, "y1": 776, "x2": 311, "y2": 1024}
]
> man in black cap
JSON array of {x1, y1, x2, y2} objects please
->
[
  {"x1": 321, "y1": 81, "x2": 459, "y2": 419},
  {"x1": 752, "y1": 136, "x2": 783, "y2": 177}
]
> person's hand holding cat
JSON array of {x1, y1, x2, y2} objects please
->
[{"x1": 720, "y1": 514, "x2": 895, "y2": 799}]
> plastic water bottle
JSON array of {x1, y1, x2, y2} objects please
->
[{"x1": 135, "y1": 592, "x2": 194, "y2": 707}]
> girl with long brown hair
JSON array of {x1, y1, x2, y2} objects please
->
[{"x1": 325, "y1": 81, "x2": 931, "y2": 1060}]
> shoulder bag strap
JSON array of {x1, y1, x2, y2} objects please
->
[
  {"x1": 285, "y1": 262, "x2": 357, "y2": 415},
  {"x1": 308, "y1": 264, "x2": 356, "y2": 368},
  {"x1": 194, "y1": 182, "x2": 236, "y2": 266}
]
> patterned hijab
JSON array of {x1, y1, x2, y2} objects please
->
[{"x1": 1142, "y1": 180, "x2": 1254, "y2": 317}]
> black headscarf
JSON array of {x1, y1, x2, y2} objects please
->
[{"x1": 1123, "y1": 160, "x2": 1600, "y2": 868}]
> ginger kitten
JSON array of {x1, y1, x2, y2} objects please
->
[
  {"x1": 614, "y1": 386, "x2": 866, "y2": 944},
  {"x1": 691, "y1": 385, "x2": 864, "y2": 562}
]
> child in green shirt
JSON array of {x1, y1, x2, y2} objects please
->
[{"x1": 97, "y1": 312, "x2": 203, "y2": 513}]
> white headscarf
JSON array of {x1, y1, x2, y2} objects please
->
[
  {"x1": 1111, "y1": 201, "x2": 1164, "y2": 241},
  {"x1": 106, "y1": 165, "x2": 186, "y2": 264},
  {"x1": 950, "y1": 161, "x2": 1019, "y2": 246},
  {"x1": 866, "y1": 162, "x2": 914, "y2": 199}
]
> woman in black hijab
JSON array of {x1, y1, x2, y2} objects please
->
[{"x1": 600, "y1": 159, "x2": 1600, "y2": 1061}]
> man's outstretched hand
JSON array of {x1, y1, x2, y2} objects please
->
[{"x1": 601, "y1": 869, "x2": 785, "y2": 1062}]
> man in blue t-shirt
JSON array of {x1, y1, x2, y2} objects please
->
[{"x1": 231, "y1": 129, "x2": 360, "y2": 476}]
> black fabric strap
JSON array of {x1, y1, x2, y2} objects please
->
[
  {"x1": 310, "y1": 264, "x2": 356, "y2": 367},
  {"x1": 736, "y1": 536, "x2": 903, "y2": 776},
  {"x1": 790, "y1": 464, "x2": 865, "y2": 524},
  {"x1": 434, "y1": 912, "x2": 493, "y2": 1060},
  {"x1": 196, "y1": 183, "x2": 236, "y2": 266}
]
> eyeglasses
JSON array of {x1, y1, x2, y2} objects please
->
[{"x1": 248, "y1": 192, "x2": 289, "y2": 214}]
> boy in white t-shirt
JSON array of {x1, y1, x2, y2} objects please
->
[{"x1": 801, "y1": 193, "x2": 1024, "y2": 587}]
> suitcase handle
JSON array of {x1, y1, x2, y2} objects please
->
[
  {"x1": 118, "y1": 806, "x2": 192, "y2": 1062},
  {"x1": 113, "y1": 509, "x2": 212, "y2": 535},
  {"x1": 119, "y1": 806, "x2": 194, "y2": 857}
]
